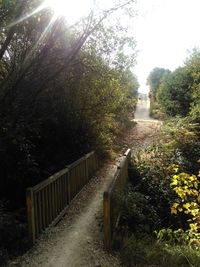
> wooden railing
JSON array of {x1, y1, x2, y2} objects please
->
[
  {"x1": 26, "y1": 151, "x2": 98, "y2": 244},
  {"x1": 103, "y1": 149, "x2": 131, "y2": 250}
]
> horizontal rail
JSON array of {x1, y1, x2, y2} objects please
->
[
  {"x1": 32, "y1": 168, "x2": 69, "y2": 192},
  {"x1": 27, "y1": 151, "x2": 98, "y2": 244},
  {"x1": 103, "y1": 148, "x2": 131, "y2": 250}
]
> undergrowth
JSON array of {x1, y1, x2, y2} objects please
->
[
  {"x1": 120, "y1": 117, "x2": 200, "y2": 267},
  {"x1": 121, "y1": 235, "x2": 200, "y2": 267}
]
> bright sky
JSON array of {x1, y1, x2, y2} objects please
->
[
  {"x1": 44, "y1": 0, "x2": 200, "y2": 94},
  {"x1": 44, "y1": 0, "x2": 95, "y2": 21},
  {"x1": 133, "y1": 0, "x2": 200, "y2": 93}
]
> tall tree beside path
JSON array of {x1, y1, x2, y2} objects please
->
[{"x1": 0, "y1": 0, "x2": 138, "y2": 205}]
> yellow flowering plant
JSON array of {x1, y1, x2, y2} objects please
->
[{"x1": 169, "y1": 165, "x2": 200, "y2": 247}]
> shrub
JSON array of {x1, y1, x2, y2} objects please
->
[
  {"x1": 0, "y1": 200, "x2": 30, "y2": 265},
  {"x1": 119, "y1": 184, "x2": 160, "y2": 234},
  {"x1": 120, "y1": 116, "x2": 200, "y2": 266}
]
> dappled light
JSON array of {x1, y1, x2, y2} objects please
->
[{"x1": 0, "y1": 0, "x2": 199, "y2": 266}]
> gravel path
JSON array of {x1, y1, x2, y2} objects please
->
[
  {"x1": 9, "y1": 101, "x2": 161, "y2": 267},
  {"x1": 16, "y1": 163, "x2": 123, "y2": 267}
]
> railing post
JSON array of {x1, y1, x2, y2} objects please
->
[
  {"x1": 94, "y1": 153, "x2": 98, "y2": 171},
  {"x1": 67, "y1": 170, "x2": 71, "y2": 203},
  {"x1": 85, "y1": 155, "x2": 89, "y2": 182},
  {"x1": 103, "y1": 191, "x2": 111, "y2": 250},
  {"x1": 26, "y1": 188, "x2": 36, "y2": 244},
  {"x1": 26, "y1": 151, "x2": 98, "y2": 244}
]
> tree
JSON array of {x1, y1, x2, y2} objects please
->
[
  {"x1": 0, "y1": 0, "x2": 138, "y2": 205},
  {"x1": 156, "y1": 49, "x2": 200, "y2": 118},
  {"x1": 147, "y1": 67, "x2": 171, "y2": 99},
  {"x1": 157, "y1": 67, "x2": 193, "y2": 117},
  {"x1": 147, "y1": 67, "x2": 170, "y2": 118},
  {"x1": 185, "y1": 49, "x2": 200, "y2": 122}
]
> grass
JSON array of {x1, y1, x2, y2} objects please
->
[{"x1": 121, "y1": 235, "x2": 200, "y2": 267}]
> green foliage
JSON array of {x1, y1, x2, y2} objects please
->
[
  {"x1": 120, "y1": 116, "x2": 200, "y2": 266},
  {"x1": 121, "y1": 235, "x2": 200, "y2": 267},
  {"x1": 119, "y1": 184, "x2": 160, "y2": 233},
  {"x1": 147, "y1": 67, "x2": 171, "y2": 95},
  {"x1": 157, "y1": 67, "x2": 193, "y2": 117},
  {"x1": 186, "y1": 49, "x2": 200, "y2": 123},
  {"x1": 130, "y1": 144, "x2": 176, "y2": 229},
  {"x1": 162, "y1": 117, "x2": 200, "y2": 173},
  {"x1": 0, "y1": 200, "x2": 29, "y2": 266},
  {"x1": 147, "y1": 67, "x2": 170, "y2": 118},
  {"x1": 0, "y1": 0, "x2": 138, "y2": 262},
  {"x1": 157, "y1": 167, "x2": 200, "y2": 248},
  {"x1": 0, "y1": 0, "x2": 138, "y2": 206},
  {"x1": 151, "y1": 49, "x2": 200, "y2": 119},
  {"x1": 126, "y1": 118, "x2": 200, "y2": 231},
  {"x1": 149, "y1": 100, "x2": 166, "y2": 120}
]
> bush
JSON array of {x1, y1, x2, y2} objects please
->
[
  {"x1": 149, "y1": 99, "x2": 166, "y2": 120},
  {"x1": 127, "y1": 117, "x2": 200, "y2": 230},
  {"x1": 120, "y1": 116, "x2": 200, "y2": 266},
  {"x1": 162, "y1": 117, "x2": 200, "y2": 173},
  {"x1": 119, "y1": 184, "x2": 160, "y2": 234},
  {"x1": 129, "y1": 144, "x2": 177, "y2": 229},
  {"x1": 0, "y1": 200, "x2": 30, "y2": 265}
]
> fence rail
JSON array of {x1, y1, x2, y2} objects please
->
[
  {"x1": 103, "y1": 148, "x2": 131, "y2": 250},
  {"x1": 27, "y1": 151, "x2": 98, "y2": 244}
]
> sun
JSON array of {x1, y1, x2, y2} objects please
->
[{"x1": 44, "y1": 0, "x2": 94, "y2": 24}]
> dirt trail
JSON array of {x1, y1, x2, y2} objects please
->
[
  {"x1": 134, "y1": 98, "x2": 152, "y2": 121},
  {"x1": 10, "y1": 101, "x2": 161, "y2": 267}
]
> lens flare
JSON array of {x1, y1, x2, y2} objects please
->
[{"x1": 44, "y1": 0, "x2": 94, "y2": 24}]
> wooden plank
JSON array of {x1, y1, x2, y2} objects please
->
[
  {"x1": 103, "y1": 191, "x2": 111, "y2": 250},
  {"x1": 85, "y1": 156, "x2": 89, "y2": 182},
  {"x1": 41, "y1": 189, "x2": 46, "y2": 229},
  {"x1": 70, "y1": 169, "x2": 74, "y2": 200},
  {"x1": 67, "y1": 171, "x2": 71, "y2": 203},
  {"x1": 57, "y1": 179, "x2": 60, "y2": 214},
  {"x1": 45, "y1": 186, "x2": 50, "y2": 227},
  {"x1": 80, "y1": 162, "x2": 84, "y2": 188},
  {"x1": 80, "y1": 162, "x2": 83, "y2": 187},
  {"x1": 64, "y1": 173, "x2": 68, "y2": 205},
  {"x1": 60, "y1": 176, "x2": 64, "y2": 210},
  {"x1": 49, "y1": 205, "x2": 69, "y2": 227},
  {"x1": 124, "y1": 148, "x2": 131, "y2": 158},
  {"x1": 69, "y1": 169, "x2": 74, "y2": 200},
  {"x1": 57, "y1": 178, "x2": 61, "y2": 213},
  {"x1": 108, "y1": 169, "x2": 121, "y2": 194},
  {"x1": 26, "y1": 188, "x2": 36, "y2": 244},
  {"x1": 38, "y1": 191, "x2": 42, "y2": 233},
  {"x1": 59, "y1": 177, "x2": 63, "y2": 211},
  {"x1": 55, "y1": 180, "x2": 59, "y2": 216},
  {"x1": 75, "y1": 166, "x2": 79, "y2": 196},
  {"x1": 103, "y1": 149, "x2": 132, "y2": 250},
  {"x1": 34, "y1": 193, "x2": 39, "y2": 238},
  {"x1": 32, "y1": 168, "x2": 69, "y2": 192},
  {"x1": 67, "y1": 155, "x2": 86, "y2": 170},
  {"x1": 52, "y1": 181, "x2": 56, "y2": 219},
  {"x1": 26, "y1": 151, "x2": 98, "y2": 243},
  {"x1": 82, "y1": 161, "x2": 85, "y2": 187},
  {"x1": 48, "y1": 183, "x2": 53, "y2": 222},
  {"x1": 68, "y1": 170, "x2": 71, "y2": 203}
]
